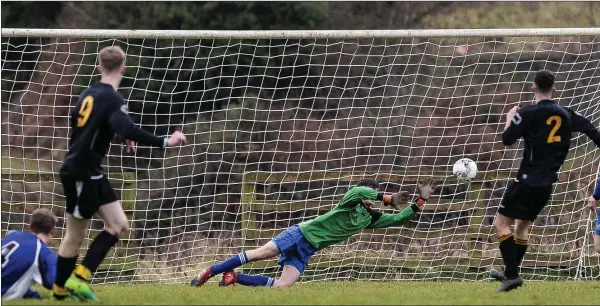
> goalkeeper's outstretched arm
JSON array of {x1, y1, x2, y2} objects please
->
[{"x1": 368, "y1": 177, "x2": 437, "y2": 229}]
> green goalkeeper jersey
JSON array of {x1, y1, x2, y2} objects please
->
[{"x1": 298, "y1": 186, "x2": 416, "y2": 250}]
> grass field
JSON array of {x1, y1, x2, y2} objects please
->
[{"x1": 5, "y1": 281, "x2": 600, "y2": 305}]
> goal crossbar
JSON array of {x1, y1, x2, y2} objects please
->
[{"x1": 2, "y1": 28, "x2": 600, "y2": 39}]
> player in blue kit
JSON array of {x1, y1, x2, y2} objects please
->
[
  {"x1": 1, "y1": 209, "x2": 57, "y2": 300},
  {"x1": 588, "y1": 169, "x2": 600, "y2": 253}
]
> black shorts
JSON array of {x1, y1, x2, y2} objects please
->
[
  {"x1": 498, "y1": 180, "x2": 553, "y2": 222},
  {"x1": 60, "y1": 173, "x2": 118, "y2": 219}
]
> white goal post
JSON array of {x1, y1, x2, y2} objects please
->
[{"x1": 1, "y1": 28, "x2": 600, "y2": 284}]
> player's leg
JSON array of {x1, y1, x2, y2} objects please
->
[
  {"x1": 192, "y1": 241, "x2": 280, "y2": 286},
  {"x1": 273, "y1": 265, "x2": 301, "y2": 287},
  {"x1": 73, "y1": 200, "x2": 128, "y2": 282},
  {"x1": 53, "y1": 175, "x2": 90, "y2": 300},
  {"x1": 63, "y1": 201, "x2": 125, "y2": 301},
  {"x1": 221, "y1": 225, "x2": 314, "y2": 288},
  {"x1": 511, "y1": 184, "x2": 551, "y2": 275},
  {"x1": 493, "y1": 180, "x2": 525, "y2": 292},
  {"x1": 53, "y1": 214, "x2": 89, "y2": 299},
  {"x1": 494, "y1": 211, "x2": 524, "y2": 292},
  {"x1": 64, "y1": 176, "x2": 120, "y2": 301},
  {"x1": 513, "y1": 219, "x2": 532, "y2": 268},
  {"x1": 494, "y1": 212, "x2": 518, "y2": 279},
  {"x1": 224, "y1": 264, "x2": 301, "y2": 288}
]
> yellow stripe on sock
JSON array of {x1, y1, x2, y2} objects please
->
[
  {"x1": 498, "y1": 233, "x2": 513, "y2": 243},
  {"x1": 74, "y1": 265, "x2": 92, "y2": 281},
  {"x1": 52, "y1": 284, "x2": 69, "y2": 296},
  {"x1": 515, "y1": 238, "x2": 529, "y2": 246}
]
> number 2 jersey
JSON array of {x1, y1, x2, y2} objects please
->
[
  {"x1": 502, "y1": 99, "x2": 600, "y2": 187},
  {"x1": 61, "y1": 82, "x2": 167, "y2": 178},
  {"x1": 1, "y1": 231, "x2": 56, "y2": 300}
]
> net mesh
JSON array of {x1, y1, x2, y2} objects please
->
[{"x1": 1, "y1": 32, "x2": 599, "y2": 283}]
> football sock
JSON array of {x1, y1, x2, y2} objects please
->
[
  {"x1": 498, "y1": 233, "x2": 519, "y2": 279},
  {"x1": 76, "y1": 230, "x2": 119, "y2": 282},
  {"x1": 236, "y1": 273, "x2": 275, "y2": 287},
  {"x1": 54, "y1": 255, "x2": 78, "y2": 294},
  {"x1": 210, "y1": 252, "x2": 248, "y2": 275},
  {"x1": 514, "y1": 237, "x2": 529, "y2": 267}
]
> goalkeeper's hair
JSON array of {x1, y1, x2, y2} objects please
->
[
  {"x1": 534, "y1": 70, "x2": 555, "y2": 93},
  {"x1": 356, "y1": 179, "x2": 379, "y2": 189}
]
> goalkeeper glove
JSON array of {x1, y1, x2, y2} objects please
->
[
  {"x1": 410, "y1": 176, "x2": 438, "y2": 212},
  {"x1": 417, "y1": 176, "x2": 437, "y2": 200},
  {"x1": 383, "y1": 191, "x2": 409, "y2": 210}
]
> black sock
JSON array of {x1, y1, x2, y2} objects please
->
[
  {"x1": 54, "y1": 255, "x2": 78, "y2": 291},
  {"x1": 498, "y1": 233, "x2": 519, "y2": 279},
  {"x1": 514, "y1": 238, "x2": 529, "y2": 267},
  {"x1": 76, "y1": 230, "x2": 119, "y2": 281}
]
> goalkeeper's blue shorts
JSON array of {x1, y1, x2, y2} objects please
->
[
  {"x1": 271, "y1": 225, "x2": 317, "y2": 275},
  {"x1": 595, "y1": 210, "x2": 600, "y2": 236}
]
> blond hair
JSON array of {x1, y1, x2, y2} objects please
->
[{"x1": 98, "y1": 46, "x2": 126, "y2": 72}]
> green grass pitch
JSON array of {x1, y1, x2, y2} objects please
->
[{"x1": 5, "y1": 281, "x2": 599, "y2": 305}]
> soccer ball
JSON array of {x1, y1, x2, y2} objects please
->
[{"x1": 452, "y1": 158, "x2": 478, "y2": 182}]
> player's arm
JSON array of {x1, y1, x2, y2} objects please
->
[
  {"x1": 502, "y1": 106, "x2": 527, "y2": 146},
  {"x1": 108, "y1": 104, "x2": 168, "y2": 148},
  {"x1": 568, "y1": 109, "x2": 600, "y2": 147},
  {"x1": 38, "y1": 246, "x2": 56, "y2": 290},
  {"x1": 367, "y1": 205, "x2": 417, "y2": 229},
  {"x1": 367, "y1": 177, "x2": 437, "y2": 229},
  {"x1": 338, "y1": 186, "x2": 378, "y2": 208},
  {"x1": 345, "y1": 186, "x2": 408, "y2": 209}
]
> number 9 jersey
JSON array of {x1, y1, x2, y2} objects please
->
[
  {"x1": 61, "y1": 82, "x2": 166, "y2": 178},
  {"x1": 60, "y1": 82, "x2": 167, "y2": 219}
]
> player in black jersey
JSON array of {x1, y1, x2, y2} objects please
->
[
  {"x1": 52, "y1": 46, "x2": 187, "y2": 301},
  {"x1": 492, "y1": 70, "x2": 600, "y2": 292}
]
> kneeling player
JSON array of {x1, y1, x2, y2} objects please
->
[
  {"x1": 191, "y1": 177, "x2": 436, "y2": 287},
  {"x1": 589, "y1": 169, "x2": 600, "y2": 253},
  {"x1": 2, "y1": 209, "x2": 57, "y2": 300}
]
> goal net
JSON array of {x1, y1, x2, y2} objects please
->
[{"x1": 1, "y1": 28, "x2": 599, "y2": 284}]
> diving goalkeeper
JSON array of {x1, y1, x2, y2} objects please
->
[{"x1": 191, "y1": 177, "x2": 437, "y2": 287}]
